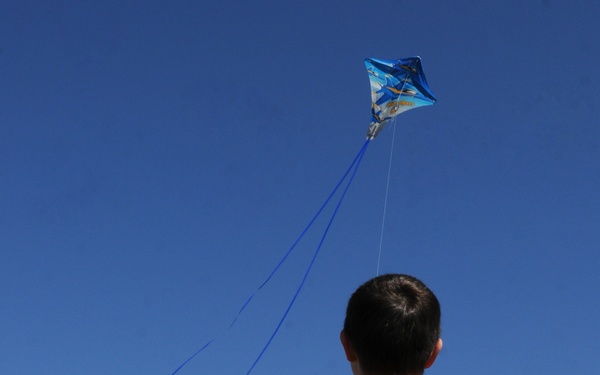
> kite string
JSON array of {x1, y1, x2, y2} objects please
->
[
  {"x1": 170, "y1": 139, "x2": 370, "y2": 375},
  {"x1": 246, "y1": 139, "x2": 370, "y2": 375},
  {"x1": 376, "y1": 119, "x2": 396, "y2": 276},
  {"x1": 375, "y1": 72, "x2": 411, "y2": 276}
]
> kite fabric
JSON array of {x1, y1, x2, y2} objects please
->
[{"x1": 365, "y1": 57, "x2": 437, "y2": 139}]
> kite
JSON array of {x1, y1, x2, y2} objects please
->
[
  {"x1": 365, "y1": 57, "x2": 437, "y2": 139},
  {"x1": 171, "y1": 57, "x2": 436, "y2": 375}
]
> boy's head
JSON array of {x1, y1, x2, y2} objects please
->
[{"x1": 340, "y1": 274, "x2": 442, "y2": 375}]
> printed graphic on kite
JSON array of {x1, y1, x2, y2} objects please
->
[{"x1": 365, "y1": 57, "x2": 437, "y2": 139}]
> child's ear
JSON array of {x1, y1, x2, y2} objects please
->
[
  {"x1": 340, "y1": 330, "x2": 357, "y2": 362},
  {"x1": 424, "y1": 338, "x2": 443, "y2": 369}
]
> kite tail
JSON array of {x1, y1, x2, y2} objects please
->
[
  {"x1": 170, "y1": 140, "x2": 370, "y2": 375},
  {"x1": 246, "y1": 140, "x2": 370, "y2": 374},
  {"x1": 256, "y1": 139, "x2": 371, "y2": 291}
]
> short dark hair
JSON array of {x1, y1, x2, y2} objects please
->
[{"x1": 343, "y1": 274, "x2": 441, "y2": 375}]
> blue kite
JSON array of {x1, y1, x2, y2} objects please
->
[
  {"x1": 365, "y1": 57, "x2": 437, "y2": 139},
  {"x1": 171, "y1": 56, "x2": 437, "y2": 375}
]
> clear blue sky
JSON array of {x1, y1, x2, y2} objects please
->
[{"x1": 2, "y1": 1, "x2": 599, "y2": 374}]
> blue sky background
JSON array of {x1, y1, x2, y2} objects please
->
[{"x1": 2, "y1": 1, "x2": 599, "y2": 374}]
